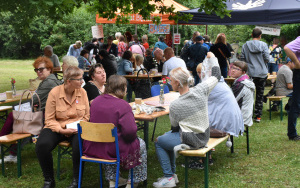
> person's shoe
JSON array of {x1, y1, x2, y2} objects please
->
[
  {"x1": 157, "y1": 174, "x2": 179, "y2": 184},
  {"x1": 109, "y1": 177, "x2": 128, "y2": 188},
  {"x1": 254, "y1": 117, "x2": 261, "y2": 123},
  {"x1": 181, "y1": 160, "x2": 204, "y2": 169},
  {"x1": 42, "y1": 179, "x2": 55, "y2": 188},
  {"x1": 289, "y1": 135, "x2": 300, "y2": 141},
  {"x1": 153, "y1": 176, "x2": 176, "y2": 188},
  {"x1": 125, "y1": 182, "x2": 139, "y2": 188},
  {"x1": 0, "y1": 154, "x2": 17, "y2": 164},
  {"x1": 209, "y1": 158, "x2": 214, "y2": 166},
  {"x1": 67, "y1": 178, "x2": 78, "y2": 188},
  {"x1": 263, "y1": 96, "x2": 268, "y2": 103}
]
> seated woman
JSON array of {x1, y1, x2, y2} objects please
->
[
  {"x1": 62, "y1": 56, "x2": 79, "y2": 72},
  {"x1": 98, "y1": 49, "x2": 117, "y2": 80},
  {"x1": 77, "y1": 49, "x2": 91, "y2": 71},
  {"x1": 153, "y1": 52, "x2": 221, "y2": 188},
  {"x1": 0, "y1": 56, "x2": 61, "y2": 164},
  {"x1": 35, "y1": 66, "x2": 90, "y2": 188},
  {"x1": 135, "y1": 54, "x2": 145, "y2": 72},
  {"x1": 84, "y1": 75, "x2": 146, "y2": 188},
  {"x1": 117, "y1": 50, "x2": 134, "y2": 102},
  {"x1": 83, "y1": 64, "x2": 106, "y2": 104}
]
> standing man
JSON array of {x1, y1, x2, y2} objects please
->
[
  {"x1": 284, "y1": 36, "x2": 300, "y2": 141},
  {"x1": 241, "y1": 28, "x2": 270, "y2": 123},
  {"x1": 180, "y1": 31, "x2": 200, "y2": 64},
  {"x1": 67, "y1": 41, "x2": 83, "y2": 58},
  {"x1": 187, "y1": 35, "x2": 208, "y2": 85},
  {"x1": 162, "y1": 47, "x2": 186, "y2": 78},
  {"x1": 44, "y1": 45, "x2": 60, "y2": 71},
  {"x1": 101, "y1": 36, "x2": 118, "y2": 57}
]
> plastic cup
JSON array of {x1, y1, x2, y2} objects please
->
[{"x1": 6, "y1": 91, "x2": 13, "y2": 99}]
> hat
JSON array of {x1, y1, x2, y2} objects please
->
[
  {"x1": 75, "y1": 41, "x2": 82, "y2": 48},
  {"x1": 195, "y1": 36, "x2": 204, "y2": 42}
]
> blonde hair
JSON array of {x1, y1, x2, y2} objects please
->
[
  {"x1": 196, "y1": 63, "x2": 202, "y2": 73},
  {"x1": 135, "y1": 54, "x2": 144, "y2": 66},
  {"x1": 63, "y1": 66, "x2": 83, "y2": 81},
  {"x1": 170, "y1": 67, "x2": 194, "y2": 87}
]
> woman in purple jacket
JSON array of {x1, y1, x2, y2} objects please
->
[{"x1": 83, "y1": 75, "x2": 146, "y2": 188}]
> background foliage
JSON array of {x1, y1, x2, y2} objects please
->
[{"x1": 0, "y1": 1, "x2": 299, "y2": 59}]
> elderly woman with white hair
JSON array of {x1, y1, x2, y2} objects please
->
[
  {"x1": 61, "y1": 55, "x2": 79, "y2": 72},
  {"x1": 153, "y1": 52, "x2": 221, "y2": 188},
  {"x1": 44, "y1": 45, "x2": 60, "y2": 71}
]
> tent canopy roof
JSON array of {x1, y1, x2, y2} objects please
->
[
  {"x1": 96, "y1": 0, "x2": 189, "y2": 25},
  {"x1": 179, "y1": 0, "x2": 300, "y2": 25}
]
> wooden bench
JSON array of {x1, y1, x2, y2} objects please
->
[
  {"x1": 0, "y1": 106, "x2": 12, "y2": 121},
  {"x1": 267, "y1": 96, "x2": 285, "y2": 121},
  {"x1": 57, "y1": 141, "x2": 72, "y2": 180},
  {"x1": 179, "y1": 135, "x2": 229, "y2": 188},
  {"x1": 0, "y1": 133, "x2": 32, "y2": 177}
]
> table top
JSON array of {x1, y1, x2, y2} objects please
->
[
  {"x1": 131, "y1": 92, "x2": 180, "y2": 121},
  {"x1": 53, "y1": 70, "x2": 89, "y2": 73},
  {"x1": 225, "y1": 75, "x2": 277, "y2": 83},
  {"x1": 0, "y1": 90, "x2": 32, "y2": 105},
  {"x1": 123, "y1": 73, "x2": 163, "y2": 79}
]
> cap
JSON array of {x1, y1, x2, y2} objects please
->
[
  {"x1": 195, "y1": 36, "x2": 203, "y2": 42},
  {"x1": 75, "y1": 41, "x2": 82, "y2": 48}
]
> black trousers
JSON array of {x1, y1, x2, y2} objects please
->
[
  {"x1": 252, "y1": 76, "x2": 267, "y2": 118},
  {"x1": 35, "y1": 128, "x2": 80, "y2": 180}
]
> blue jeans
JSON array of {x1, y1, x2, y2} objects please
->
[
  {"x1": 268, "y1": 63, "x2": 279, "y2": 73},
  {"x1": 287, "y1": 69, "x2": 300, "y2": 138},
  {"x1": 155, "y1": 131, "x2": 181, "y2": 177}
]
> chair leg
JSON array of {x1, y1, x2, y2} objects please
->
[
  {"x1": 130, "y1": 168, "x2": 134, "y2": 188},
  {"x1": 78, "y1": 160, "x2": 83, "y2": 188},
  {"x1": 99, "y1": 163, "x2": 103, "y2": 188},
  {"x1": 57, "y1": 146, "x2": 61, "y2": 180},
  {"x1": 184, "y1": 157, "x2": 188, "y2": 188},
  {"x1": 230, "y1": 135, "x2": 234, "y2": 153},
  {"x1": 246, "y1": 126, "x2": 250, "y2": 155},
  {"x1": 115, "y1": 163, "x2": 120, "y2": 188},
  {"x1": 151, "y1": 118, "x2": 158, "y2": 141}
]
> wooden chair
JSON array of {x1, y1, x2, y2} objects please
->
[
  {"x1": 77, "y1": 121, "x2": 134, "y2": 188},
  {"x1": 0, "y1": 133, "x2": 31, "y2": 177},
  {"x1": 56, "y1": 141, "x2": 72, "y2": 180}
]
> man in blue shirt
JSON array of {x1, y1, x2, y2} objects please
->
[
  {"x1": 187, "y1": 36, "x2": 208, "y2": 85},
  {"x1": 67, "y1": 41, "x2": 83, "y2": 58}
]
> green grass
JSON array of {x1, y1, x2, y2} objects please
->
[{"x1": 0, "y1": 60, "x2": 299, "y2": 188}]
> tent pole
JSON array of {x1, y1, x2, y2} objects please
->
[
  {"x1": 176, "y1": 24, "x2": 179, "y2": 57},
  {"x1": 172, "y1": 25, "x2": 174, "y2": 51}
]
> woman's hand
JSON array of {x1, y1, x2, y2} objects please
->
[{"x1": 59, "y1": 128, "x2": 77, "y2": 137}]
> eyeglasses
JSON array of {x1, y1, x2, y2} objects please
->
[
  {"x1": 34, "y1": 67, "x2": 46, "y2": 73},
  {"x1": 232, "y1": 67, "x2": 242, "y2": 71},
  {"x1": 69, "y1": 78, "x2": 84, "y2": 82}
]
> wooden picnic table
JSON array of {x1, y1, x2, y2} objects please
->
[
  {"x1": 123, "y1": 73, "x2": 163, "y2": 80},
  {"x1": 0, "y1": 90, "x2": 32, "y2": 105},
  {"x1": 225, "y1": 75, "x2": 277, "y2": 85},
  {"x1": 53, "y1": 70, "x2": 89, "y2": 74},
  {"x1": 130, "y1": 92, "x2": 180, "y2": 149}
]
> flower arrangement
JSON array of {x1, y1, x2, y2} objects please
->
[
  {"x1": 11, "y1": 78, "x2": 16, "y2": 84},
  {"x1": 158, "y1": 77, "x2": 170, "y2": 89}
]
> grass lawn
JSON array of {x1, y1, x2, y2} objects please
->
[{"x1": 0, "y1": 59, "x2": 299, "y2": 187}]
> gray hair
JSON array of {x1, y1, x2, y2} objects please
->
[
  {"x1": 115, "y1": 32, "x2": 121, "y2": 39},
  {"x1": 62, "y1": 55, "x2": 79, "y2": 67},
  {"x1": 142, "y1": 35, "x2": 148, "y2": 40},
  {"x1": 170, "y1": 67, "x2": 194, "y2": 87},
  {"x1": 63, "y1": 66, "x2": 83, "y2": 82},
  {"x1": 44, "y1": 45, "x2": 53, "y2": 53}
]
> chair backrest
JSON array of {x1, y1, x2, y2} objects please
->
[
  {"x1": 77, "y1": 121, "x2": 120, "y2": 160},
  {"x1": 151, "y1": 84, "x2": 170, "y2": 97}
]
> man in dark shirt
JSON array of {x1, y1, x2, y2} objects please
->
[{"x1": 101, "y1": 36, "x2": 118, "y2": 57}]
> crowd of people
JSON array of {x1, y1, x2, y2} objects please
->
[{"x1": 1, "y1": 27, "x2": 299, "y2": 188}]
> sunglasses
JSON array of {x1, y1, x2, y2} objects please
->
[{"x1": 34, "y1": 67, "x2": 46, "y2": 73}]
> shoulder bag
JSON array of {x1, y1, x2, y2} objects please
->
[
  {"x1": 134, "y1": 68, "x2": 152, "y2": 99},
  {"x1": 12, "y1": 90, "x2": 44, "y2": 135}
]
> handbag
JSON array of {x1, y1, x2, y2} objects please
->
[
  {"x1": 218, "y1": 48, "x2": 230, "y2": 70},
  {"x1": 12, "y1": 90, "x2": 44, "y2": 135},
  {"x1": 209, "y1": 128, "x2": 228, "y2": 138},
  {"x1": 134, "y1": 68, "x2": 152, "y2": 99}
]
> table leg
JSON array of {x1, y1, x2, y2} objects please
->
[
  {"x1": 1, "y1": 145, "x2": 4, "y2": 177},
  {"x1": 17, "y1": 140, "x2": 21, "y2": 178},
  {"x1": 144, "y1": 121, "x2": 149, "y2": 150},
  {"x1": 204, "y1": 153, "x2": 209, "y2": 188},
  {"x1": 280, "y1": 100, "x2": 283, "y2": 121},
  {"x1": 185, "y1": 157, "x2": 188, "y2": 188}
]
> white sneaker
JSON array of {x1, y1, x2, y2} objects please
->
[
  {"x1": 153, "y1": 177, "x2": 176, "y2": 188},
  {"x1": 125, "y1": 182, "x2": 139, "y2": 188},
  {"x1": 109, "y1": 177, "x2": 127, "y2": 188},
  {"x1": 0, "y1": 155, "x2": 17, "y2": 164},
  {"x1": 157, "y1": 174, "x2": 179, "y2": 184}
]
